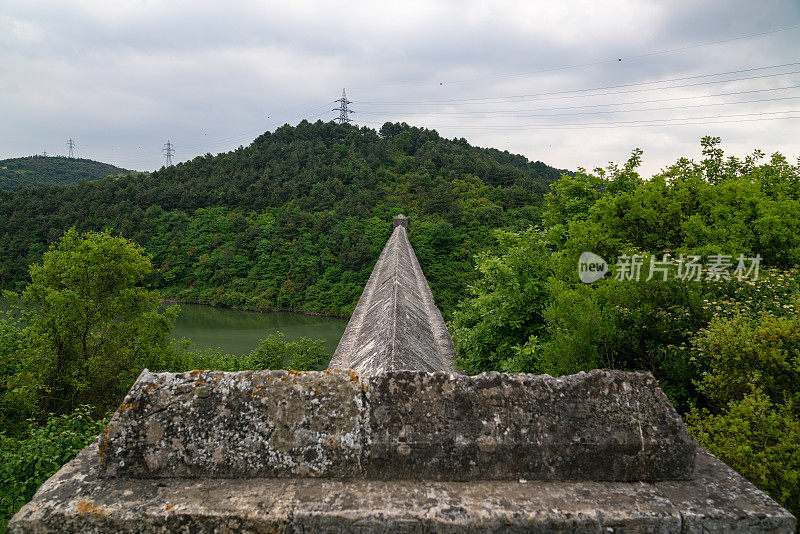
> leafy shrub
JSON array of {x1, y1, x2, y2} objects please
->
[
  {"x1": 0, "y1": 406, "x2": 107, "y2": 530},
  {"x1": 150, "y1": 333, "x2": 331, "y2": 374},
  {"x1": 0, "y1": 317, "x2": 37, "y2": 437},
  {"x1": 686, "y1": 310, "x2": 800, "y2": 520},
  {"x1": 5, "y1": 228, "x2": 178, "y2": 419},
  {"x1": 452, "y1": 228, "x2": 552, "y2": 373},
  {"x1": 686, "y1": 391, "x2": 799, "y2": 520},
  {"x1": 242, "y1": 332, "x2": 329, "y2": 371},
  {"x1": 536, "y1": 277, "x2": 709, "y2": 410}
]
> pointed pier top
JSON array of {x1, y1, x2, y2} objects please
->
[{"x1": 328, "y1": 216, "x2": 459, "y2": 376}]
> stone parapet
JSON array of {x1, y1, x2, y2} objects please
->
[
  {"x1": 363, "y1": 370, "x2": 696, "y2": 482},
  {"x1": 9, "y1": 442, "x2": 795, "y2": 533},
  {"x1": 99, "y1": 368, "x2": 365, "y2": 479},
  {"x1": 99, "y1": 368, "x2": 696, "y2": 482},
  {"x1": 8, "y1": 213, "x2": 797, "y2": 533}
]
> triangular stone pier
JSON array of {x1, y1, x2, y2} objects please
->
[{"x1": 328, "y1": 214, "x2": 459, "y2": 375}]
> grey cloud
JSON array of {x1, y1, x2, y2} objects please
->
[{"x1": 1, "y1": 0, "x2": 798, "y2": 176}]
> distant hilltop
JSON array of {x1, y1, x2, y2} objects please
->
[{"x1": 0, "y1": 155, "x2": 133, "y2": 191}]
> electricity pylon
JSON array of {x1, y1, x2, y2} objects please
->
[
  {"x1": 333, "y1": 88, "x2": 354, "y2": 124},
  {"x1": 162, "y1": 140, "x2": 175, "y2": 166}
]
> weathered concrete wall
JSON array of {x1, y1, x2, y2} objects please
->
[
  {"x1": 98, "y1": 368, "x2": 696, "y2": 482},
  {"x1": 99, "y1": 369, "x2": 365, "y2": 479},
  {"x1": 362, "y1": 370, "x2": 696, "y2": 482},
  {"x1": 328, "y1": 215, "x2": 459, "y2": 376},
  {"x1": 9, "y1": 442, "x2": 796, "y2": 533}
]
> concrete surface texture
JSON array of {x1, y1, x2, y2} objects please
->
[
  {"x1": 98, "y1": 368, "x2": 695, "y2": 481},
  {"x1": 327, "y1": 214, "x2": 459, "y2": 376},
  {"x1": 8, "y1": 441, "x2": 795, "y2": 533}
]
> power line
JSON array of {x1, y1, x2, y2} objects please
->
[
  {"x1": 360, "y1": 109, "x2": 800, "y2": 131},
  {"x1": 536, "y1": 114, "x2": 800, "y2": 130},
  {"x1": 357, "y1": 64, "x2": 800, "y2": 106},
  {"x1": 97, "y1": 100, "x2": 335, "y2": 169},
  {"x1": 359, "y1": 94, "x2": 800, "y2": 120},
  {"x1": 177, "y1": 102, "x2": 334, "y2": 151},
  {"x1": 623, "y1": 24, "x2": 800, "y2": 62},
  {"x1": 447, "y1": 23, "x2": 800, "y2": 86},
  {"x1": 333, "y1": 88, "x2": 354, "y2": 124},
  {"x1": 162, "y1": 140, "x2": 174, "y2": 166},
  {"x1": 176, "y1": 129, "x2": 269, "y2": 151},
  {"x1": 158, "y1": 63, "x2": 800, "y2": 159},
  {"x1": 530, "y1": 109, "x2": 800, "y2": 128},
  {"x1": 350, "y1": 23, "x2": 800, "y2": 90},
  {"x1": 359, "y1": 85, "x2": 800, "y2": 116}
]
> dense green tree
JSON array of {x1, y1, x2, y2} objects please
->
[
  {"x1": 244, "y1": 332, "x2": 329, "y2": 371},
  {"x1": 0, "y1": 406, "x2": 107, "y2": 531},
  {"x1": 452, "y1": 228, "x2": 553, "y2": 373},
  {"x1": 686, "y1": 310, "x2": 800, "y2": 519},
  {"x1": 0, "y1": 156, "x2": 130, "y2": 191},
  {"x1": 450, "y1": 139, "x2": 800, "y2": 524},
  {"x1": 538, "y1": 278, "x2": 709, "y2": 410},
  {"x1": 454, "y1": 140, "x2": 800, "y2": 382},
  {"x1": 0, "y1": 122, "x2": 568, "y2": 319},
  {"x1": 0, "y1": 317, "x2": 33, "y2": 433},
  {"x1": 5, "y1": 228, "x2": 177, "y2": 418}
]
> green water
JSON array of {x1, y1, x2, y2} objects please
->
[
  {"x1": 170, "y1": 303, "x2": 348, "y2": 355},
  {"x1": 0, "y1": 298, "x2": 348, "y2": 356}
]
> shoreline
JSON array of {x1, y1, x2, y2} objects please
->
[{"x1": 161, "y1": 298, "x2": 350, "y2": 319}]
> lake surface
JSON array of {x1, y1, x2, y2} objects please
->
[
  {"x1": 0, "y1": 298, "x2": 349, "y2": 356},
  {"x1": 170, "y1": 303, "x2": 348, "y2": 355}
]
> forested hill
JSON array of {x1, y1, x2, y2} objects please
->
[
  {"x1": 0, "y1": 120, "x2": 570, "y2": 317},
  {"x1": 0, "y1": 156, "x2": 131, "y2": 191}
]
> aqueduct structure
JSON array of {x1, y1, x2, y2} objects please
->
[{"x1": 9, "y1": 215, "x2": 795, "y2": 532}]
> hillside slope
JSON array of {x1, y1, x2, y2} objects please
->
[
  {"x1": 0, "y1": 121, "x2": 570, "y2": 317},
  {"x1": 0, "y1": 156, "x2": 131, "y2": 190}
]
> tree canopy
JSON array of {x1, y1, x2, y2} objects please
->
[
  {"x1": 451, "y1": 140, "x2": 800, "y2": 518},
  {"x1": 2, "y1": 228, "x2": 177, "y2": 421},
  {"x1": 0, "y1": 121, "x2": 569, "y2": 319},
  {"x1": 0, "y1": 156, "x2": 130, "y2": 191}
]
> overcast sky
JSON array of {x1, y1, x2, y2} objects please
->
[{"x1": 2, "y1": 0, "x2": 800, "y2": 177}]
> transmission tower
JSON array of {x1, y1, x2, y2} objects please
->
[
  {"x1": 42, "y1": 150, "x2": 47, "y2": 157},
  {"x1": 162, "y1": 140, "x2": 175, "y2": 166},
  {"x1": 67, "y1": 138, "x2": 75, "y2": 158},
  {"x1": 333, "y1": 88, "x2": 354, "y2": 124}
]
